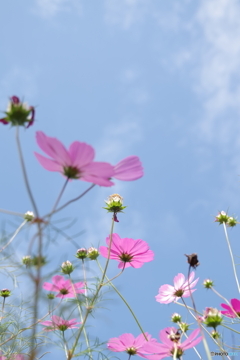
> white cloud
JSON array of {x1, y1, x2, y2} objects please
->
[{"x1": 35, "y1": 0, "x2": 82, "y2": 18}]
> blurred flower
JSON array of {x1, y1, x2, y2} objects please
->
[
  {"x1": 113, "y1": 156, "x2": 143, "y2": 181},
  {"x1": 35, "y1": 131, "x2": 114, "y2": 186},
  {"x1": 202, "y1": 307, "x2": 222, "y2": 329},
  {"x1": 87, "y1": 247, "x2": 99, "y2": 260},
  {"x1": 24, "y1": 211, "x2": 35, "y2": 222},
  {"x1": 0, "y1": 289, "x2": 11, "y2": 298},
  {"x1": 155, "y1": 272, "x2": 199, "y2": 304},
  {"x1": 0, "y1": 355, "x2": 27, "y2": 360},
  {"x1": 179, "y1": 322, "x2": 189, "y2": 333},
  {"x1": 215, "y1": 211, "x2": 229, "y2": 224},
  {"x1": 227, "y1": 216, "x2": 238, "y2": 227},
  {"x1": 211, "y1": 330, "x2": 220, "y2": 339},
  {"x1": 0, "y1": 95, "x2": 35, "y2": 128},
  {"x1": 41, "y1": 315, "x2": 81, "y2": 332},
  {"x1": 76, "y1": 248, "x2": 88, "y2": 260},
  {"x1": 143, "y1": 327, "x2": 202, "y2": 359},
  {"x1": 22, "y1": 255, "x2": 32, "y2": 267},
  {"x1": 203, "y1": 279, "x2": 214, "y2": 289},
  {"x1": 43, "y1": 275, "x2": 85, "y2": 298},
  {"x1": 100, "y1": 233, "x2": 154, "y2": 269},
  {"x1": 61, "y1": 261, "x2": 74, "y2": 274},
  {"x1": 104, "y1": 194, "x2": 126, "y2": 213},
  {"x1": 171, "y1": 313, "x2": 182, "y2": 323},
  {"x1": 185, "y1": 253, "x2": 199, "y2": 269},
  {"x1": 107, "y1": 332, "x2": 157, "y2": 358},
  {"x1": 220, "y1": 298, "x2": 240, "y2": 318}
]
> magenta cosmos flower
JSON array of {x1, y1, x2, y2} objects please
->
[
  {"x1": 143, "y1": 327, "x2": 202, "y2": 360},
  {"x1": 108, "y1": 333, "x2": 158, "y2": 358},
  {"x1": 155, "y1": 272, "x2": 199, "y2": 304},
  {"x1": 43, "y1": 275, "x2": 85, "y2": 298},
  {"x1": 113, "y1": 156, "x2": 143, "y2": 181},
  {"x1": 220, "y1": 298, "x2": 240, "y2": 318},
  {"x1": 35, "y1": 131, "x2": 114, "y2": 186},
  {"x1": 41, "y1": 315, "x2": 81, "y2": 332},
  {"x1": 99, "y1": 233, "x2": 154, "y2": 269}
]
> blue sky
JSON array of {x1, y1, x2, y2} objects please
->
[{"x1": 1, "y1": 0, "x2": 240, "y2": 359}]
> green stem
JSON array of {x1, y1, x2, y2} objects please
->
[
  {"x1": 0, "y1": 208, "x2": 25, "y2": 217},
  {"x1": 63, "y1": 331, "x2": 69, "y2": 359},
  {"x1": 96, "y1": 260, "x2": 147, "y2": 340},
  {"x1": 68, "y1": 215, "x2": 115, "y2": 359},
  {"x1": 15, "y1": 126, "x2": 39, "y2": 217},
  {"x1": 223, "y1": 223, "x2": 240, "y2": 292},
  {"x1": 0, "y1": 220, "x2": 27, "y2": 253}
]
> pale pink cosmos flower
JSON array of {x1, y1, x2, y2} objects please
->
[
  {"x1": 107, "y1": 332, "x2": 158, "y2": 358},
  {"x1": 220, "y1": 298, "x2": 240, "y2": 318},
  {"x1": 35, "y1": 131, "x2": 114, "y2": 186},
  {"x1": 43, "y1": 275, "x2": 85, "y2": 298},
  {"x1": 99, "y1": 233, "x2": 154, "y2": 269},
  {"x1": 113, "y1": 156, "x2": 143, "y2": 181},
  {"x1": 41, "y1": 315, "x2": 81, "y2": 332},
  {"x1": 143, "y1": 327, "x2": 202, "y2": 360},
  {"x1": 155, "y1": 272, "x2": 199, "y2": 304}
]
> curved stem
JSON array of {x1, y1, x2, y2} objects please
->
[
  {"x1": 96, "y1": 259, "x2": 147, "y2": 340},
  {"x1": 0, "y1": 220, "x2": 27, "y2": 253},
  {"x1": 43, "y1": 183, "x2": 96, "y2": 218},
  {"x1": 50, "y1": 178, "x2": 69, "y2": 217},
  {"x1": 223, "y1": 223, "x2": 240, "y2": 292},
  {"x1": 101, "y1": 264, "x2": 125, "y2": 286},
  {"x1": 15, "y1": 126, "x2": 39, "y2": 217}
]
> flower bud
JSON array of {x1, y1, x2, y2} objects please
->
[
  {"x1": 211, "y1": 330, "x2": 220, "y2": 339},
  {"x1": 87, "y1": 247, "x2": 99, "y2": 260},
  {"x1": 227, "y1": 216, "x2": 238, "y2": 227},
  {"x1": 203, "y1": 307, "x2": 222, "y2": 329},
  {"x1": 103, "y1": 194, "x2": 126, "y2": 214},
  {"x1": 203, "y1": 279, "x2": 214, "y2": 289},
  {"x1": 47, "y1": 293, "x2": 55, "y2": 300},
  {"x1": 0, "y1": 289, "x2": 11, "y2": 298},
  {"x1": 171, "y1": 313, "x2": 182, "y2": 323},
  {"x1": 24, "y1": 211, "x2": 35, "y2": 222},
  {"x1": 215, "y1": 211, "x2": 229, "y2": 224},
  {"x1": 32, "y1": 255, "x2": 46, "y2": 267},
  {"x1": 0, "y1": 96, "x2": 35, "y2": 128},
  {"x1": 61, "y1": 261, "x2": 74, "y2": 274},
  {"x1": 179, "y1": 322, "x2": 189, "y2": 332},
  {"x1": 22, "y1": 255, "x2": 32, "y2": 267},
  {"x1": 76, "y1": 248, "x2": 88, "y2": 260}
]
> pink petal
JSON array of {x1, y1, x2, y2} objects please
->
[
  {"x1": 68, "y1": 141, "x2": 95, "y2": 167},
  {"x1": 114, "y1": 156, "x2": 143, "y2": 181},
  {"x1": 173, "y1": 273, "x2": 186, "y2": 289},
  {"x1": 36, "y1": 131, "x2": 71, "y2": 165},
  {"x1": 34, "y1": 153, "x2": 63, "y2": 172},
  {"x1": 231, "y1": 298, "x2": 240, "y2": 312},
  {"x1": 181, "y1": 329, "x2": 202, "y2": 350}
]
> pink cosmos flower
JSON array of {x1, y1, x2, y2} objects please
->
[
  {"x1": 113, "y1": 156, "x2": 143, "y2": 181},
  {"x1": 99, "y1": 233, "x2": 154, "y2": 269},
  {"x1": 43, "y1": 275, "x2": 85, "y2": 298},
  {"x1": 0, "y1": 355, "x2": 26, "y2": 360},
  {"x1": 143, "y1": 327, "x2": 202, "y2": 360},
  {"x1": 41, "y1": 315, "x2": 81, "y2": 331},
  {"x1": 220, "y1": 298, "x2": 240, "y2": 318},
  {"x1": 35, "y1": 131, "x2": 114, "y2": 186},
  {"x1": 107, "y1": 333, "x2": 158, "y2": 358},
  {"x1": 155, "y1": 272, "x2": 199, "y2": 304}
]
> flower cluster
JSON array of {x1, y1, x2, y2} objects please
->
[{"x1": 215, "y1": 211, "x2": 237, "y2": 227}]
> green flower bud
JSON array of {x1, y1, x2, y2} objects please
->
[
  {"x1": 76, "y1": 248, "x2": 88, "y2": 260},
  {"x1": 61, "y1": 261, "x2": 74, "y2": 274},
  {"x1": 87, "y1": 247, "x2": 99, "y2": 260}
]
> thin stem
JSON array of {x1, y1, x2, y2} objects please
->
[
  {"x1": 1, "y1": 298, "x2": 6, "y2": 315},
  {"x1": 96, "y1": 260, "x2": 147, "y2": 340},
  {"x1": 223, "y1": 223, "x2": 240, "y2": 292},
  {"x1": 43, "y1": 183, "x2": 96, "y2": 218},
  {"x1": 82, "y1": 260, "x2": 88, "y2": 307},
  {"x1": 180, "y1": 325, "x2": 202, "y2": 359},
  {"x1": 49, "y1": 178, "x2": 69, "y2": 218},
  {"x1": 69, "y1": 275, "x2": 93, "y2": 360},
  {"x1": 101, "y1": 265, "x2": 125, "y2": 286},
  {"x1": 68, "y1": 215, "x2": 115, "y2": 359},
  {"x1": 0, "y1": 208, "x2": 25, "y2": 217},
  {"x1": 63, "y1": 331, "x2": 69, "y2": 359},
  {"x1": 0, "y1": 220, "x2": 27, "y2": 253},
  {"x1": 15, "y1": 126, "x2": 39, "y2": 217},
  {"x1": 186, "y1": 268, "x2": 212, "y2": 360}
]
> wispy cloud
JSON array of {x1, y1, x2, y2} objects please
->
[{"x1": 35, "y1": 0, "x2": 82, "y2": 18}]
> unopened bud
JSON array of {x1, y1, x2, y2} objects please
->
[
  {"x1": 76, "y1": 248, "x2": 87, "y2": 260},
  {"x1": 61, "y1": 261, "x2": 74, "y2": 274},
  {"x1": 87, "y1": 247, "x2": 99, "y2": 260}
]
